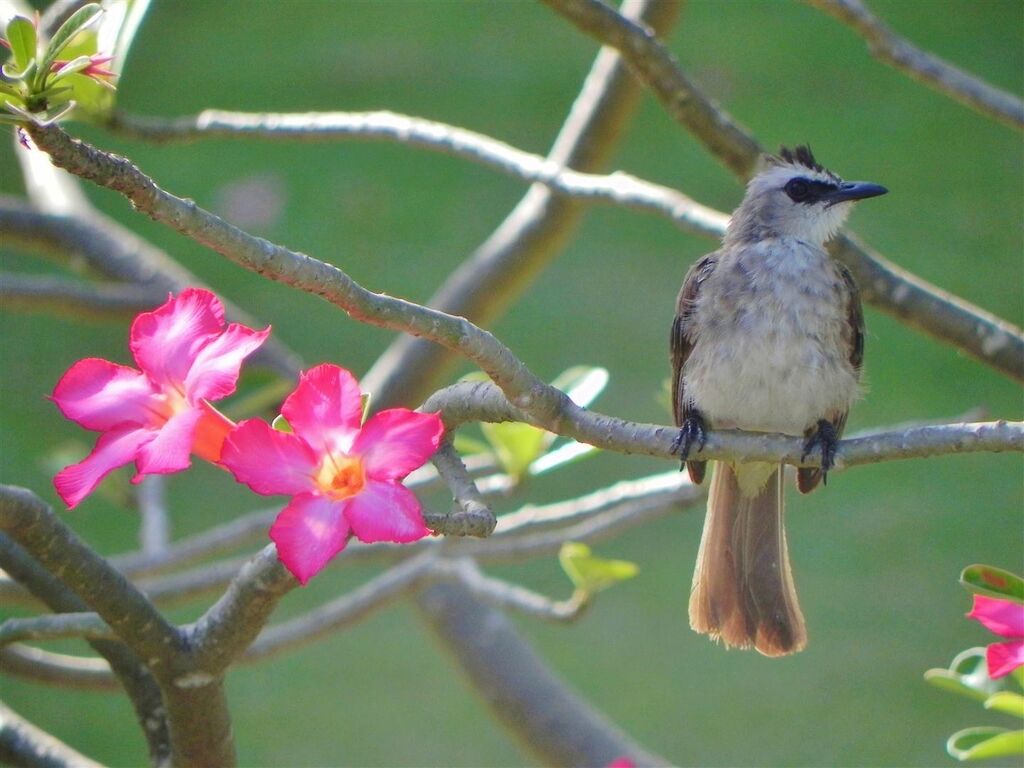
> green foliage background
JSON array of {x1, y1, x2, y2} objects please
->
[{"x1": 1, "y1": 1, "x2": 1021, "y2": 765}]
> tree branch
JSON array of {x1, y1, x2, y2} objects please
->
[
  {"x1": 0, "y1": 645, "x2": 117, "y2": 690},
  {"x1": 0, "y1": 531, "x2": 171, "y2": 764},
  {"x1": 0, "y1": 272, "x2": 166, "y2": 319},
  {"x1": 539, "y1": 0, "x2": 1024, "y2": 383},
  {"x1": 426, "y1": 439, "x2": 497, "y2": 537},
  {"x1": 105, "y1": 110, "x2": 723, "y2": 237},
  {"x1": 0, "y1": 699, "x2": 104, "y2": 768},
  {"x1": 806, "y1": 0, "x2": 1024, "y2": 131},
  {"x1": 0, "y1": 613, "x2": 112, "y2": 646},
  {"x1": 416, "y1": 580, "x2": 671, "y2": 767},
  {"x1": 0, "y1": 487, "x2": 182, "y2": 665},
  {"x1": 363, "y1": 0, "x2": 686, "y2": 406},
  {"x1": 243, "y1": 551, "x2": 437, "y2": 662},
  {"x1": 443, "y1": 558, "x2": 589, "y2": 622},
  {"x1": 187, "y1": 545, "x2": 295, "y2": 673}
]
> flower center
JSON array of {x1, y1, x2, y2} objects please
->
[{"x1": 315, "y1": 453, "x2": 366, "y2": 501}]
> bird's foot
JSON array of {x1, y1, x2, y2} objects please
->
[
  {"x1": 801, "y1": 419, "x2": 839, "y2": 485},
  {"x1": 671, "y1": 412, "x2": 707, "y2": 467}
]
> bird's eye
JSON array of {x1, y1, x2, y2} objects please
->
[{"x1": 784, "y1": 178, "x2": 810, "y2": 202}]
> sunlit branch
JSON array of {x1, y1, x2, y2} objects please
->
[
  {"x1": 108, "y1": 109, "x2": 725, "y2": 240},
  {"x1": 444, "y1": 558, "x2": 588, "y2": 622},
  {"x1": 806, "y1": 0, "x2": 1024, "y2": 131},
  {"x1": 0, "y1": 699, "x2": 104, "y2": 768}
]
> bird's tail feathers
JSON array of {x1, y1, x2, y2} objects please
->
[{"x1": 688, "y1": 461, "x2": 806, "y2": 656}]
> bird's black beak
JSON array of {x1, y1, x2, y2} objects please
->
[{"x1": 824, "y1": 181, "x2": 888, "y2": 207}]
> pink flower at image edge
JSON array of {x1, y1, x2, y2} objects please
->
[
  {"x1": 221, "y1": 363, "x2": 444, "y2": 585},
  {"x1": 51, "y1": 288, "x2": 269, "y2": 508},
  {"x1": 966, "y1": 593, "x2": 1024, "y2": 679}
]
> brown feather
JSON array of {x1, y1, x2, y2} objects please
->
[
  {"x1": 690, "y1": 463, "x2": 807, "y2": 656},
  {"x1": 671, "y1": 255, "x2": 717, "y2": 483}
]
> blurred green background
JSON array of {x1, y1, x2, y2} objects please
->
[{"x1": 1, "y1": 0, "x2": 1022, "y2": 765}]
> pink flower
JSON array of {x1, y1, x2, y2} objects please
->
[
  {"x1": 52, "y1": 288, "x2": 269, "y2": 508},
  {"x1": 221, "y1": 364, "x2": 444, "y2": 584},
  {"x1": 52, "y1": 54, "x2": 117, "y2": 88},
  {"x1": 607, "y1": 759, "x2": 637, "y2": 768},
  {"x1": 966, "y1": 594, "x2": 1024, "y2": 679}
]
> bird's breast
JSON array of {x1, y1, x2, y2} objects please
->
[{"x1": 683, "y1": 242, "x2": 860, "y2": 435}]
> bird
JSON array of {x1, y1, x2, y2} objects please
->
[{"x1": 670, "y1": 145, "x2": 887, "y2": 656}]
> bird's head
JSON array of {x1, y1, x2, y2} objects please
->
[{"x1": 729, "y1": 145, "x2": 887, "y2": 246}]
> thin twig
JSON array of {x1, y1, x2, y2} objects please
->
[
  {"x1": 0, "y1": 644, "x2": 117, "y2": 690},
  {"x1": 806, "y1": 0, "x2": 1024, "y2": 131},
  {"x1": 0, "y1": 272, "x2": 166, "y2": 319},
  {"x1": 444, "y1": 559, "x2": 588, "y2": 622},
  {"x1": 243, "y1": 551, "x2": 438, "y2": 662},
  {"x1": 426, "y1": 439, "x2": 497, "y2": 537},
  {"x1": 107, "y1": 110, "x2": 725, "y2": 239},
  {"x1": 0, "y1": 699, "x2": 105, "y2": 768},
  {"x1": 0, "y1": 613, "x2": 112, "y2": 646}
]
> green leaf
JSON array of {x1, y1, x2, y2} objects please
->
[
  {"x1": 528, "y1": 439, "x2": 598, "y2": 476},
  {"x1": 559, "y1": 542, "x2": 638, "y2": 595},
  {"x1": 271, "y1": 414, "x2": 292, "y2": 433},
  {"x1": 550, "y1": 365, "x2": 609, "y2": 408},
  {"x1": 452, "y1": 433, "x2": 491, "y2": 456},
  {"x1": 961, "y1": 564, "x2": 1024, "y2": 603},
  {"x1": 481, "y1": 421, "x2": 546, "y2": 478},
  {"x1": 360, "y1": 392, "x2": 371, "y2": 424},
  {"x1": 38, "y1": 3, "x2": 102, "y2": 76},
  {"x1": 946, "y1": 727, "x2": 1024, "y2": 760},
  {"x1": 985, "y1": 692, "x2": 1024, "y2": 718},
  {"x1": 4, "y1": 15, "x2": 36, "y2": 73},
  {"x1": 925, "y1": 648, "x2": 1002, "y2": 702}
]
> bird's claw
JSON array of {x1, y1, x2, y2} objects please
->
[
  {"x1": 671, "y1": 413, "x2": 707, "y2": 465},
  {"x1": 802, "y1": 419, "x2": 838, "y2": 485}
]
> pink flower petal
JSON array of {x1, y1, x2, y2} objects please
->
[
  {"x1": 130, "y1": 289, "x2": 224, "y2": 389},
  {"x1": 133, "y1": 407, "x2": 203, "y2": 479},
  {"x1": 269, "y1": 492, "x2": 350, "y2": 584},
  {"x1": 183, "y1": 322, "x2": 270, "y2": 403},
  {"x1": 987, "y1": 640, "x2": 1024, "y2": 679},
  {"x1": 220, "y1": 418, "x2": 318, "y2": 496},
  {"x1": 344, "y1": 479, "x2": 429, "y2": 544},
  {"x1": 54, "y1": 425, "x2": 154, "y2": 508},
  {"x1": 281, "y1": 364, "x2": 363, "y2": 455},
  {"x1": 967, "y1": 594, "x2": 1024, "y2": 638},
  {"x1": 352, "y1": 409, "x2": 444, "y2": 481},
  {"x1": 52, "y1": 358, "x2": 161, "y2": 431}
]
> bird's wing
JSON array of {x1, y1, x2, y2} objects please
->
[{"x1": 671, "y1": 253, "x2": 718, "y2": 426}]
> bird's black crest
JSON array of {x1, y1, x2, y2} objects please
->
[{"x1": 769, "y1": 145, "x2": 839, "y2": 181}]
